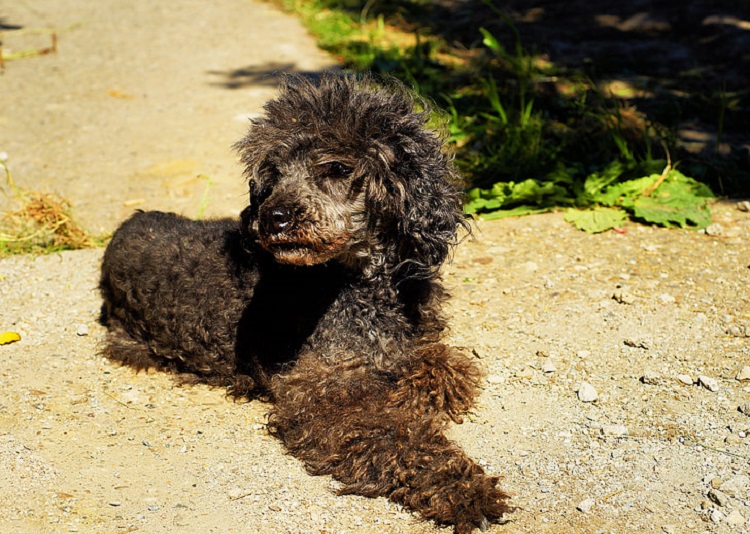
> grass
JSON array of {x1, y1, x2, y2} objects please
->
[
  {"x1": 0, "y1": 157, "x2": 105, "y2": 256},
  {"x1": 272, "y1": 0, "x2": 748, "y2": 231}
]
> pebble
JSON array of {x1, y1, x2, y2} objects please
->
[
  {"x1": 738, "y1": 200, "x2": 750, "y2": 212},
  {"x1": 705, "y1": 223, "x2": 723, "y2": 236},
  {"x1": 726, "y1": 324, "x2": 747, "y2": 338},
  {"x1": 601, "y1": 424, "x2": 629, "y2": 437},
  {"x1": 697, "y1": 375, "x2": 719, "y2": 392},
  {"x1": 710, "y1": 509, "x2": 725, "y2": 523},
  {"x1": 659, "y1": 293, "x2": 676, "y2": 304},
  {"x1": 661, "y1": 525, "x2": 676, "y2": 534},
  {"x1": 109, "y1": 501, "x2": 121, "y2": 507},
  {"x1": 708, "y1": 488, "x2": 730, "y2": 507},
  {"x1": 577, "y1": 382, "x2": 598, "y2": 403},
  {"x1": 736, "y1": 365, "x2": 750, "y2": 381},
  {"x1": 720, "y1": 475, "x2": 750, "y2": 497},
  {"x1": 541, "y1": 362, "x2": 557, "y2": 374},
  {"x1": 76, "y1": 324, "x2": 90, "y2": 337},
  {"x1": 486, "y1": 374, "x2": 505, "y2": 385},
  {"x1": 612, "y1": 290, "x2": 635, "y2": 304},
  {"x1": 516, "y1": 366, "x2": 534, "y2": 380},
  {"x1": 677, "y1": 374, "x2": 694, "y2": 386},
  {"x1": 739, "y1": 403, "x2": 750, "y2": 417},
  {"x1": 641, "y1": 369, "x2": 660, "y2": 385},
  {"x1": 577, "y1": 350, "x2": 591, "y2": 359},
  {"x1": 576, "y1": 498, "x2": 595, "y2": 513},
  {"x1": 725, "y1": 434, "x2": 742, "y2": 445},
  {"x1": 726, "y1": 510, "x2": 746, "y2": 526}
]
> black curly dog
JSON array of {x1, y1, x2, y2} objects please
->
[{"x1": 99, "y1": 74, "x2": 511, "y2": 533}]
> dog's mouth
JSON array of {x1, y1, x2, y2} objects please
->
[{"x1": 259, "y1": 231, "x2": 352, "y2": 266}]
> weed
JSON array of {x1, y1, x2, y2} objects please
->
[
  {"x1": 274, "y1": 0, "x2": 722, "y2": 231},
  {"x1": 0, "y1": 157, "x2": 104, "y2": 255}
]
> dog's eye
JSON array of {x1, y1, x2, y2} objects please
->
[
  {"x1": 323, "y1": 162, "x2": 353, "y2": 179},
  {"x1": 261, "y1": 162, "x2": 281, "y2": 180}
]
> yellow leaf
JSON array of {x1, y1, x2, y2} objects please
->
[{"x1": 0, "y1": 331, "x2": 21, "y2": 345}]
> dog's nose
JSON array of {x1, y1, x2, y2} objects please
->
[{"x1": 262, "y1": 206, "x2": 294, "y2": 234}]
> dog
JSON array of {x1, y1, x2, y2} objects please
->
[{"x1": 99, "y1": 73, "x2": 511, "y2": 533}]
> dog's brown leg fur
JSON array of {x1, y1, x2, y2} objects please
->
[{"x1": 268, "y1": 344, "x2": 511, "y2": 533}]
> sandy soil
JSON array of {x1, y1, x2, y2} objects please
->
[{"x1": 1, "y1": 1, "x2": 750, "y2": 534}]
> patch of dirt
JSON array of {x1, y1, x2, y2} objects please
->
[{"x1": 1, "y1": 1, "x2": 750, "y2": 533}]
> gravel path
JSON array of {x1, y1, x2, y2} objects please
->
[{"x1": 2, "y1": 2, "x2": 750, "y2": 533}]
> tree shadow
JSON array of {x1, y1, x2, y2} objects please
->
[
  {"x1": 332, "y1": 0, "x2": 750, "y2": 195},
  {"x1": 207, "y1": 62, "x2": 337, "y2": 89}
]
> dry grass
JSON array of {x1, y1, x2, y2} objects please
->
[{"x1": 0, "y1": 160, "x2": 104, "y2": 255}]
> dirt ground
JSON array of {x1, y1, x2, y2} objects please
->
[{"x1": 1, "y1": 1, "x2": 750, "y2": 534}]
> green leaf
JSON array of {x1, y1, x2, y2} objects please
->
[
  {"x1": 564, "y1": 207, "x2": 628, "y2": 233},
  {"x1": 619, "y1": 170, "x2": 713, "y2": 228},
  {"x1": 565, "y1": 208, "x2": 628, "y2": 234}
]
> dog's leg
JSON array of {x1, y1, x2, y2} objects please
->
[
  {"x1": 269, "y1": 346, "x2": 510, "y2": 533},
  {"x1": 102, "y1": 328, "x2": 172, "y2": 372}
]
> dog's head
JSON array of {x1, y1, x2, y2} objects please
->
[{"x1": 235, "y1": 73, "x2": 465, "y2": 278}]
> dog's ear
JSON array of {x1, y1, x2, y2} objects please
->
[{"x1": 367, "y1": 119, "x2": 466, "y2": 279}]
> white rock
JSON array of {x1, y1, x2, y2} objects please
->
[
  {"x1": 708, "y1": 488, "x2": 730, "y2": 507},
  {"x1": 677, "y1": 374, "x2": 694, "y2": 385},
  {"x1": 601, "y1": 424, "x2": 629, "y2": 437},
  {"x1": 577, "y1": 382, "x2": 598, "y2": 403},
  {"x1": 486, "y1": 374, "x2": 505, "y2": 385},
  {"x1": 576, "y1": 497, "x2": 595, "y2": 513},
  {"x1": 710, "y1": 509, "x2": 725, "y2": 523},
  {"x1": 613, "y1": 290, "x2": 635, "y2": 304},
  {"x1": 541, "y1": 362, "x2": 557, "y2": 374},
  {"x1": 736, "y1": 365, "x2": 750, "y2": 381},
  {"x1": 659, "y1": 293, "x2": 676, "y2": 304},
  {"x1": 76, "y1": 324, "x2": 90, "y2": 336},
  {"x1": 726, "y1": 510, "x2": 746, "y2": 526},
  {"x1": 705, "y1": 223, "x2": 723, "y2": 236},
  {"x1": 641, "y1": 369, "x2": 660, "y2": 385},
  {"x1": 698, "y1": 375, "x2": 720, "y2": 392},
  {"x1": 720, "y1": 475, "x2": 750, "y2": 497}
]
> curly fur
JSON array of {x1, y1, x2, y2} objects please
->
[{"x1": 99, "y1": 73, "x2": 511, "y2": 532}]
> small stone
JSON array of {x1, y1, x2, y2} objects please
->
[
  {"x1": 661, "y1": 525, "x2": 676, "y2": 534},
  {"x1": 735, "y1": 365, "x2": 750, "y2": 381},
  {"x1": 697, "y1": 375, "x2": 720, "y2": 392},
  {"x1": 708, "y1": 488, "x2": 730, "y2": 507},
  {"x1": 725, "y1": 434, "x2": 742, "y2": 445},
  {"x1": 726, "y1": 324, "x2": 746, "y2": 337},
  {"x1": 486, "y1": 374, "x2": 505, "y2": 385},
  {"x1": 739, "y1": 403, "x2": 750, "y2": 417},
  {"x1": 613, "y1": 290, "x2": 635, "y2": 304},
  {"x1": 577, "y1": 350, "x2": 591, "y2": 359},
  {"x1": 641, "y1": 369, "x2": 660, "y2": 385},
  {"x1": 705, "y1": 223, "x2": 723, "y2": 236},
  {"x1": 710, "y1": 509, "x2": 725, "y2": 523},
  {"x1": 576, "y1": 497, "x2": 595, "y2": 513},
  {"x1": 726, "y1": 510, "x2": 746, "y2": 526},
  {"x1": 516, "y1": 366, "x2": 534, "y2": 380},
  {"x1": 720, "y1": 475, "x2": 750, "y2": 497},
  {"x1": 710, "y1": 477, "x2": 724, "y2": 489},
  {"x1": 109, "y1": 501, "x2": 121, "y2": 507},
  {"x1": 659, "y1": 293, "x2": 676, "y2": 304},
  {"x1": 76, "y1": 324, "x2": 90, "y2": 337},
  {"x1": 577, "y1": 382, "x2": 598, "y2": 403},
  {"x1": 227, "y1": 488, "x2": 245, "y2": 500},
  {"x1": 677, "y1": 374, "x2": 694, "y2": 385},
  {"x1": 541, "y1": 361, "x2": 557, "y2": 374},
  {"x1": 738, "y1": 200, "x2": 750, "y2": 212},
  {"x1": 601, "y1": 424, "x2": 629, "y2": 437}
]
